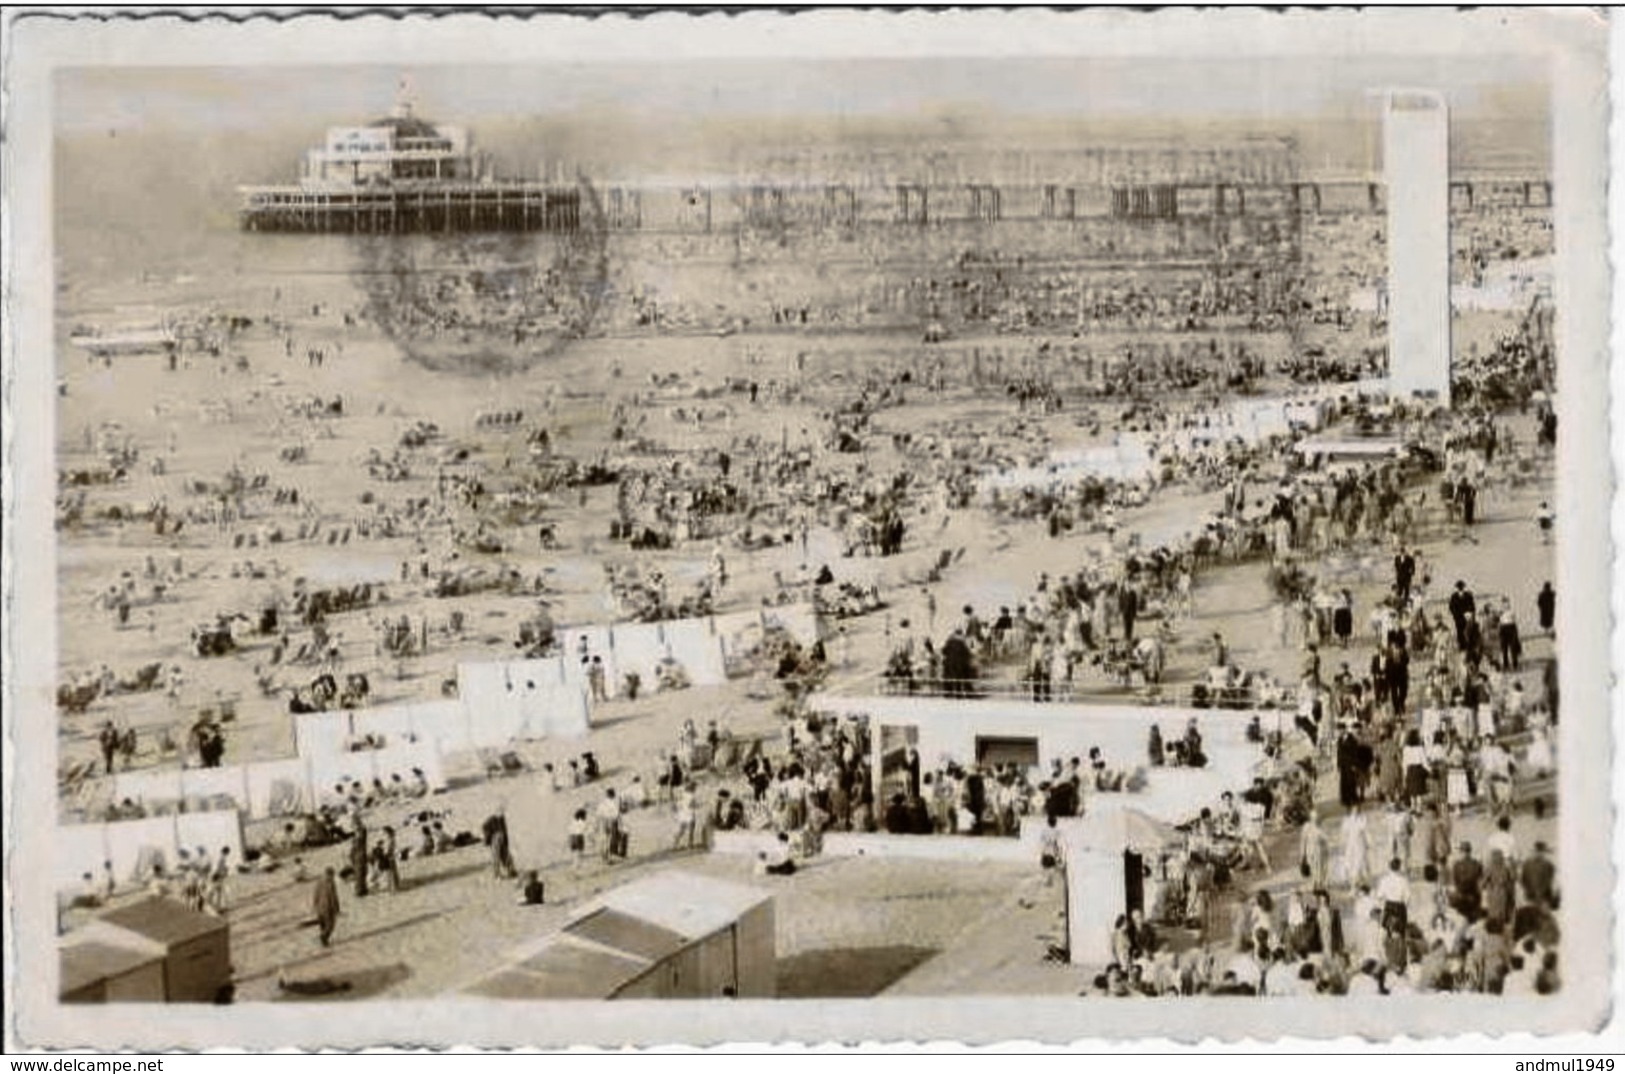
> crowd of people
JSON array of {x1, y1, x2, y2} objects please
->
[
  {"x1": 1075, "y1": 347, "x2": 1561, "y2": 995},
  {"x1": 51, "y1": 166, "x2": 1566, "y2": 1004}
]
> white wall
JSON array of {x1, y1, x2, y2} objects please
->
[
  {"x1": 712, "y1": 829, "x2": 1031, "y2": 864},
  {"x1": 1384, "y1": 91, "x2": 1452, "y2": 403},
  {"x1": 811, "y1": 696, "x2": 1265, "y2": 823}
]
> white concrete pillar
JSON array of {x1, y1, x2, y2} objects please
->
[{"x1": 1383, "y1": 90, "x2": 1452, "y2": 404}]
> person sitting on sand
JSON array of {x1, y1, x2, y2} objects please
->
[
  {"x1": 72, "y1": 871, "x2": 104, "y2": 909},
  {"x1": 755, "y1": 832, "x2": 797, "y2": 877},
  {"x1": 711, "y1": 789, "x2": 745, "y2": 832},
  {"x1": 655, "y1": 652, "x2": 691, "y2": 691}
]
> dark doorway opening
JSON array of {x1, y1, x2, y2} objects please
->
[{"x1": 975, "y1": 735, "x2": 1039, "y2": 770}]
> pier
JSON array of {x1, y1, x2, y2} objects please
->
[{"x1": 238, "y1": 183, "x2": 582, "y2": 234}]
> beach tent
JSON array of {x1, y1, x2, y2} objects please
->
[
  {"x1": 762, "y1": 604, "x2": 821, "y2": 647},
  {"x1": 112, "y1": 760, "x2": 306, "y2": 822},
  {"x1": 607, "y1": 622, "x2": 670, "y2": 690},
  {"x1": 353, "y1": 698, "x2": 471, "y2": 754},
  {"x1": 610, "y1": 620, "x2": 727, "y2": 692},
  {"x1": 111, "y1": 769, "x2": 184, "y2": 814},
  {"x1": 107, "y1": 816, "x2": 186, "y2": 889},
  {"x1": 352, "y1": 704, "x2": 416, "y2": 747},
  {"x1": 661, "y1": 618, "x2": 730, "y2": 686},
  {"x1": 293, "y1": 711, "x2": 353, "y2": 759},
  {"x1": 56, "y1": 811, "x2": 244, "y2": 894},
  {"x1": 174, "y1": 811, "x2": 245, "y2": 873},
  {"x1": 245, "y1": 757, "x2": 312, "y2": 819},
  {"x1": 711, "y1": 610, "x2": 769, "y2": 671},
  {"x1": 458, "y1": 659, "x2": 591, "y2": 745},
  {"x1": 179, "y1": 766, "x2": 251, "y2": 816},
  {"x1": 367, "y1": 739, "x2": 449, "y2": 793},
  {"x1": 56, "y1": 823, "x2": 113, "y2": 891},
  {"x1": 308, "y1": 749, "x2": 380, "y2": 809},
  {"x1": 390, "y1": 698, "x2": 476, "y2": 755}
]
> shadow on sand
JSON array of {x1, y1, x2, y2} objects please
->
[
  {"x1": 775, "y1": 945, "x2": 939, "y2": 998},
  {"x1": 273, "y1": 961, "x2": 413, "y2": 1002}
]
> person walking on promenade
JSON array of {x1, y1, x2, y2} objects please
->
[
  {"x1": 483, "y1": 810, "x2": 517, "y2": 880},
  {"x1": 349, "y1": 819, "x2": 369, "y2": 898},
  {"x1": 673, "y1": 781, "x2": 699, "y2": 851},
  {"x1": 597, "y1": 788, "x2": 625, "y2": 863},
  {"x1": 313, "y1": 867, "x2": 341, "y2": 947}
]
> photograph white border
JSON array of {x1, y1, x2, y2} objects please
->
[{"x1": 3, "y1": 7, "x2": 1615, "y2": 1049}]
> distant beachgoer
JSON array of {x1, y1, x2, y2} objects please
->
[
  {"x1": 349, "y1": 821, "x2": 369, "y2": 898},
  {"x1": 596, "y1": 789, "x2": 625, "y2": 862},
  {"x1": 313, "y1": 867, "x2": 341, "y2": 947},
  {"x1": 568, "y1": 808, "x2": 588, "y2": 869},
  {"x1": 378, "y1": 827, "x2": 401, "y2": 893},
  {"x1": 587, "y1": 656, "x2": 608, "y2": 703},
  {"x1": 673, "y1": 782, "x2": 698, "y2": 850},
  {"x1": 1039, "y1": 815, "x2": 1064, "y2": 887},
  {"x1": 1536, "y1": 582, "x2": 1556, "y2": 635},
  {"x1": 483, "y1": 812, "x2": 517, "y2": 880}
]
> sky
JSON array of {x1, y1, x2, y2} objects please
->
[
  {"x1": 55, "y1": 55, "x2": 1550, "y2": 135},
  {"x1": 49, "y1": 52, "x2": 1551, "y2": 265}
]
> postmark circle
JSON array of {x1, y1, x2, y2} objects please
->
[{"x1": 352, "y1": 174, "x2": 610, "y2": 375}]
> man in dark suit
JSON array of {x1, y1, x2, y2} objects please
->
[
  {"x1": 941, "y1": 628, "x2": 974, "y2": 697},
  {"x1": 349, "y1": 819, "x2": 369, "y2": 898},
  {"x1": 1448, "y1": 581, "x2": 1476, "y2": 648},
  {"x1": 1451, "y1": 841, "x2": 1484, "y2": 921},
  {"x1": 1118, "y1": 584, "x2": 1140, "y2": 642},
  {"x1": 963, "y1": 766, "x2": 987, "y2": 832},
  {"x1": 1393, "y1": 549, "x2": 1417, "y2": 603},
  {"x1": 313, "y1": 867, "x2": 341, "y2": 947},
  {"x1": 1045, "y1": 776, "x2": 1077, "y2": 823},
  {"x1": 1520, "y1": 841, "x2": 1557, "y2": 909},
  {"x1": 901, "y1": 746, "x2": 922, "y2": 799},
  {"x1": 883, "y1": 794, "x2": 911, "y2": 834}
]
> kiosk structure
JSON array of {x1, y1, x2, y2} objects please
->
[{"x1": 1061, "y1": 806, "x2": 1183, "y2": 967}]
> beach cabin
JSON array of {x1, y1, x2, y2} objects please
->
[
  {"x1": 71, "y1": 896, "x2": 231, "y2": 1003},
  {"x1": 460, "y1": 871, "x2": 775, "y2": 1000},
  {"x1": 59, "y1": 939, "x2": 167, "y2": 1004}
]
